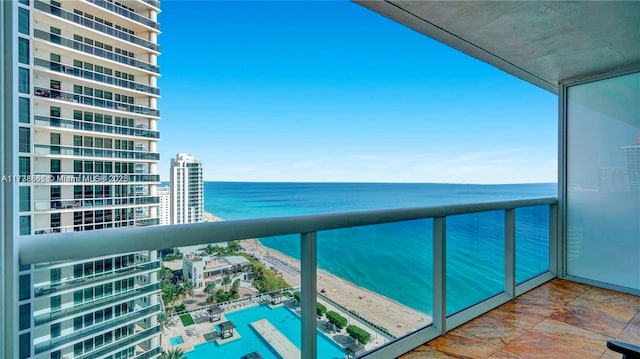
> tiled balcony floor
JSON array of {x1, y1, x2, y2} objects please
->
[{"x1": 400, "y1": 279, "x2": 640, "y2": 358}]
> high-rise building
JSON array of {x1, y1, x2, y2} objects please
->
[
  {"x1": 170, "y1": 153, "x2": 204, "y2": 225},
  {"x1": 14, "y1": 0, "x2": 162, "y2": 358},
  {"x1": 623, "y1": 138, "x2": 640, "y2": 191},
  {"x1": 157, "y1": 186, "x2": 170, "y2": 225}
]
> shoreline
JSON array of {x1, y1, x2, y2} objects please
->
[{"x1": 203, "y1": 208, "x2": 432, "y2": 337}]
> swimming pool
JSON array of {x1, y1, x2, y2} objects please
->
[
  {"x1": 185, "y1": 305, "x2": 346, "y2": 359},
  {"x1": 170, "y1": 336, "x2": 184, "y2": 346}
]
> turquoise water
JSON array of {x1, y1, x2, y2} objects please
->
[
  {"x1": 204, "y1": 182, "x2": 556, "y2": 314},
  {"x1": 185, "y1": 305, "x2": 345, "y2": 359},
  {"x1": 170, "y1": 336, "x2": 184, "y2": 346}
]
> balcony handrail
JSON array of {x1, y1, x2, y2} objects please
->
[
  {"x1": 34, "y1": 57, "x2": 160, "y2": 96},
  {"x1": 34, "y1": 114, "x2": 160, "y2": 139},
  {"x1": 20, "y1": 196, "x2": 557, "y2": 265},
  {"x1": 33, "y1": 86, "x2": 160, "y2": 117}
]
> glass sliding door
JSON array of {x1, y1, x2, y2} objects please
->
[{"x1": 566, "y1": 71, "x2": 640, "y2": 290}]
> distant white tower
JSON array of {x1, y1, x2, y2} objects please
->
[
  {"x1": 170, "y1": 153, "x2": 204, "y2": 224},
  {"x1": 157, "y1": 186, "x2": 171, "y2": 225}
]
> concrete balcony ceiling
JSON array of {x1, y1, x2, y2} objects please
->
[{"x1": 355, "y1": 1, "x2": 640, "y2": 95}]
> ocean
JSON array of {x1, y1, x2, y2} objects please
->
[{"x1": 203, "y1": 182, "x2": 556, "y2": 315}]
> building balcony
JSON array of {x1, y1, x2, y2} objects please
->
[
  {"x1": 34, "y1": 282, "x2": 161, "y2": 326},
  {"x1": 34, "y1": 304, "x2": 161, "y2": 354},
  {"x1": 33, "y1": 29, "x2": 160, "y2": 74},
  {"x1": 33, "y1": 86, "x2": 160, "y2": 117},
  {"x1": 33, "y1": 0, "x2": 159, "y2": 52},
  {"x1": 33, "y1": 57, "x2": 160, "y2": 96},
  {"x1": 32, "y1": 195, "x2": 160, "y2": 212},
  {"x1": 33, "y1": 144, "x2": 160, "y2": 161},
  {"x1": 34, "y1": 171, "x2": 160, "y2": 184},
  {"x1": 33, "y1": 114, "x2": 159, "y2": 139},
  {"x1": 85, "y1": 0, "x2": 160, "y2": 31},
  {"x1": 33, "y1": 261, "x2": 160, "y2": 298},
  {"x1": 19, "y1": 196, "x2": 577, "y2": 359},
  {"x1": 75, "y1": 326, "x2": 161, "y2": 359}
]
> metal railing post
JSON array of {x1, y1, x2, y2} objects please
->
[
  {"x1": 433, "y1": 217, "x2": 446, "y2": 334},
  {"x1": 505, "y1": 209, "x2": 516, "y2": 297},
  {"x1": 301, "y1": 231, "x2": 317, "y2": 359}
]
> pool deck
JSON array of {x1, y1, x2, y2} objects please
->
[{"x1": 250, "y1": 319, "x2": 301, "y2": 359}]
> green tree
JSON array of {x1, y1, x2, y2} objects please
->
[
  {"x1": 326, "y1": 311, "x2": 348, "y2": 330},
  {"x1": 157, "y1": 312, "x2": 173, "y2": 348},
  {"x1": 222, "y1": 276, "x2": 231, "y2": 291},
  {"x1": 159, "y1": 266, "x2": 174, "y2": 282},
  {"x1": 204, "y1": 282, "x2": 217, "y2": 294},
  {"x1": 160, "y1": 348, "x2": 186, "y2": 359},
  {"x1": 317, "y1": 302, "x2": 327, "y2": 317},
  {"x1": 293, "y1": 291, "x2": 301, "y2": 304},
  {"x1": 347, "y1": 325, "x2": 371, "y2": 344},
  {"x1": 181, "y1": 280, "x2": 194, "y2": 298}
]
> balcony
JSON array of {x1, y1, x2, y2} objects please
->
[
  {"x1": 21, "y1": 197, "x2": 564, "y2": 358},
  {"x1": 33, "y1": 57, "x2": 160, "y2": 96},
  {"x1": 34, "y1": 172, "x2": 160, "y2": 184},
  {"x1": 33, "y1": 86, "x2": 160, "y2": 117},
  {"x1": 32, "y1": 195, "x2": 159, "y2": 212},
  {"x1": 85, "y1": 0, "x2": 160, "y2": 31},
  {"x1": 75, "y1": 326, "x2": 161, "y2": 359},
  {"x1": 33, "y1": 29, "x2": 160, "y2": 74},
  {"x1": 33, "y1": 0, "x2": 159, "y2": 52},
  {"x1": 33, "y1": 261, "x2": 160, "y2": 298},
  {"x1": 33, "y1": 144, "x2": 160, "y2": 161},
  {"x1": 34, "y1": 282, "x2": 161, "y2": 325},
  {"x1": 34, "y1": 304, "x2": 160, "y2": 354}
]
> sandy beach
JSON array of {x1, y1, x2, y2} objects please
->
[
  {"x1": 241, "y1": 238, "x2": 431, "y2": 338},
  {"x1": 201, "y1": 211, "x2": 430, "y2": 337}
]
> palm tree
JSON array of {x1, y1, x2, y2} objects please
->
[
  {"x1": 160, "y1": 348, "x2": 186, "y2": 359},
  {"x1": 181, "y1": 280, "x2": 194, "y2": 298},
  {"x1": 157, "y1": 312, "x2": 173, "y2": 350},
  {"x1": 204, "y1": 282, "x2": 216, "y2": 295},
  {"x1": 222, "y1": 275, "x2": 231, "y2": 292}
]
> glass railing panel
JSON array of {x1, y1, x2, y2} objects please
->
[
  {"x1": 515, "y1": 205, "x2": 550, "y2": 284},
  {"x1": 317, "y1": 220, "x2": 432, "y2": 356},
  {"x1": 33, "y1": 144, "x2": 160, "y2": 161},
  {"x1": 165, "y1": 236, "x2": 304, "y2": 359},
  {"x1": 446, "y1": 210, "x2": 505, "y2": 316}
]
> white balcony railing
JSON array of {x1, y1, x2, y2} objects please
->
[{"x1": 19, "y1": 196, "x2": 557, "y2": 358}]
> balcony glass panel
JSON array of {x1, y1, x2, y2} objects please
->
[
  {"x1": 566, "y1": 71, "x2": 640, "y2": 290},
  {"x1": 515, "y1": 205, "x2": 549, "y2": 284},
  {"x1": 446, "y1": 210, "x2": 504, "y2": 315},
  {"x1": 318, "y1": 220, "x2": 432, "y2": 353}
]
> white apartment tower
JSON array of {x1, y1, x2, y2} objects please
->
[
  {"x1": 157, "y1": 186, "x2": 170, "y2": 225},
  {"x1": 14, "y1": 0, "x2": 162, "y2": 358},
  {"x1": 170, "y1": 153, "x2": 204, "y2": 225}
]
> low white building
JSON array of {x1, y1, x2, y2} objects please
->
[{"x1": 183, "y1": 255, "x2": 252, "y2": 288}]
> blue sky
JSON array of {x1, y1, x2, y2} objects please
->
[{"x1": 156, "y1": 1, "x2": 557, "y2": 184}]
